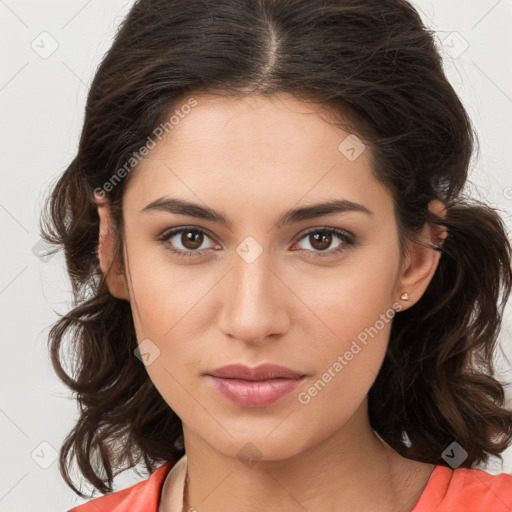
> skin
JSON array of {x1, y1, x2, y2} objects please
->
[{"x1": 95, "y1": 92, "x2": 447, "y2": 512}]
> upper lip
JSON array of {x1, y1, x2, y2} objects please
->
[{"x1": 207, "y1": 364, "x2": 305, "y2": 381}]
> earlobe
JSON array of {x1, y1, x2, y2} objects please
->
[
  {"x1": 396, "y1": 199, "x2": 447, "y2": 309},
  {"x1": 94, "y1": 193, "x2": 130, "y2": 301}
]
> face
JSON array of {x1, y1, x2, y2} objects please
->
[{"x1": 114, "y1": 92, "x2": 410, "y2": 461}]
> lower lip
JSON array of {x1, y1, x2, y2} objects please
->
[{"x1": 206, "y1": 375, "x2": 305, "y2": 407}]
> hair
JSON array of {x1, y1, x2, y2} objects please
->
[{"x1": 40, "y1": 0, "x2": 512, "y2": 498}]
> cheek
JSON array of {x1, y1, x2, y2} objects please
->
[
  {"x1": 291, "y1": 243, "x2": 399, "y2": 391},
  {"x1": 294, "y1": 282, "x2": 396, "y2": 428},
  {"x1": 127, "y1": 251, "x2": 216, "y2": 340},
  {"x1": 124, "y1": 249, "x2": 213, "y2": 396},
  {"x1": 294, "y1": 244, "x2": 399, "y2": 338},
  {"x1": 127, "y1": 260, "x2": 211, "y2": 416}
]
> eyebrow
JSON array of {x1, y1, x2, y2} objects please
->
[{"x1": 140, "y1": 197, "x2": 373, "y2": 228}]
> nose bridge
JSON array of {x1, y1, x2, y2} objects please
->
[{"x1": 217, "y1": 241, "x2": 289, "y2": 342}]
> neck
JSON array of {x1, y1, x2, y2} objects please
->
[{"x1": 174, "y1": 402, "x2": 434, "y2": 512}]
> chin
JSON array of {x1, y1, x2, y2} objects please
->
[{"x1": 197, "y1": 425, "x2": 312, "y2": 464}]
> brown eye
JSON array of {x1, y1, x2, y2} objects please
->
[
  {"x1": 181, "y1": 230, "x2": 203, "y2": 250},
  {"x1": 158, "y1": 227, "x2": 218, "y2": 258},
  {"x1": 309, "y1": 231, "x2": 332, "y2": 251},
  {"x1": 294, "y1": 227, "x2": 355, "y2": 257}
]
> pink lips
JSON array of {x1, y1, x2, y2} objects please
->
[{"x1": 205, "y1": 364, "x2": 306, "y2": 408}]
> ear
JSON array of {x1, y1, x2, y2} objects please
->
[
  {"x1": 94, "y1": 192, "x2": 130, "y2": 300},
  {"x1": 395, "y1": 199, "x2": 448, "y2": 311}
]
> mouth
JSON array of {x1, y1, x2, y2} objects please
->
[
  {"x1": 205, "y1": 364, "x2": 306, "y2": 407},
  {"x1": 206, "y1": 363, "x2": 305, "y2": 381}
]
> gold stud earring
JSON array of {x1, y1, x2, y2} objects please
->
[{"x1": 400, "y1": 292, "x2": 411, "y2": 301}]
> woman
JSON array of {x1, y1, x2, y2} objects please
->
[{"x1": 41, "y1": 0, "x2": 512, "y2": 510}]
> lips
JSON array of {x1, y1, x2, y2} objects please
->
[
  {"x1": 205, "y1": 364, "x2": 306, "y2": 407},
  {"x1": 206, "y1": 363, "x2": 305, "y2": 381}
]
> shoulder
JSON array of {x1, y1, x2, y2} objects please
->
[
  {"x1": 413, "y1": 464, "x2": 512, "y2": 512},
  {"x1": 66, "y1": 461, "x2": 174, "y2": 512}
]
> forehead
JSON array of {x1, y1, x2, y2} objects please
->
[{"x1": 125, "y1": 92, "x2": 394, "y2": 219}]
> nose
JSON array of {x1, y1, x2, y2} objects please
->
[{"x1": 216, "y1": 248, "x2": 291, "y2": 345}]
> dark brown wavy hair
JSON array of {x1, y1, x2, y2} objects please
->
[{"x1": 40, "y1": 0, "x2": 512, "y2": 498}]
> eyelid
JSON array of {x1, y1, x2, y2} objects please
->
[
  {"x1": 158, "y1": 225, "x2": 217, "y2": 243},
  {"x1": 296, "y1": 226, "x2": 354, "y2": 243}
]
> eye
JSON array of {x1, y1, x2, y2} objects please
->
[
  {"x1": 292, "y1": 227, "x2": 355, "y2": 257},
  {"x1": 157, "y1": 226, "x2": 356, "y2": 259},
  {"x1": 157, "y1": 227, "x2": 219, "y2": 258}
]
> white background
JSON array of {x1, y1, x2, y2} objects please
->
[{"x1": 1, "y1": 1, "x2": 511, "y2": 510}]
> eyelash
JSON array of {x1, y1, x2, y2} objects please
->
[{"x1": 157, "y1": 226, "x2": 356, "y2": 259}]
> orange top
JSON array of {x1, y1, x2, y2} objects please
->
[{"x1": 67, "y1": 461, "x2": 512, "y2": 512}]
